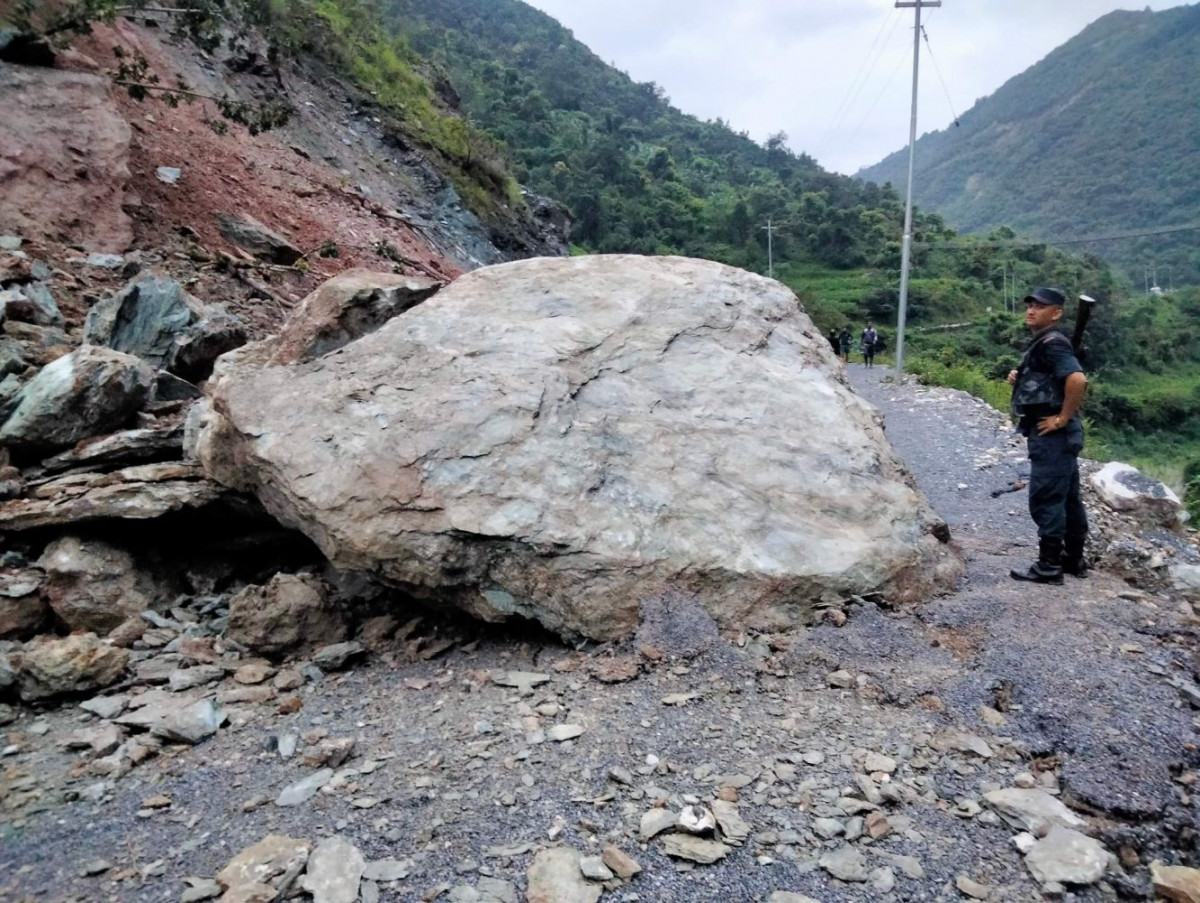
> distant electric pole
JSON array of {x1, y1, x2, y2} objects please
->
[
  {"x1": 893, "y1": 0, "x2": 941, "y2": 377},
  {"x1": 762, "y1": 217, "x2": 778, "y2": 279}
]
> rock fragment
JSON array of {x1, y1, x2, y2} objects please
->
[
  {"x1": 818, "y1": 846, "x2": 869, "y2": 882},
  {"x1": 216, "y1": 835, "x2": 311, "y2": 900},
  {"x1": 660, "y1": 834, "x2": 732, "y2": 864},
  {"x1": 301, "y1": 837, "x2": 365, "y2": 903},
  {"x1": 601, "y1": 845, "x2": 641, "y2": 879},
  {"x1": 1024, "y1": 826, "x2": 1110, "y2": 886},
  {"x1": 525, "y1": 848, "x2": 602, "y2": 903},
  {"x1": 18, "y1": 633, "x2": 129, "y2": 701},
  {"x1": 1151, "y1": 861, "x2": 1200, "y2": 903},
  {"x1": 276, "y1": 768, "x2": 334, "y2": 807},
  {"x1": 983, "y1": 788, "x2": 1086, "y2": 836}
]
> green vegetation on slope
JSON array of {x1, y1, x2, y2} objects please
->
[{"x1": 859, "y1": 5, "x2": 1200, "y2": 287}]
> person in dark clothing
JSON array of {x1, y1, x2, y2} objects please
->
[
  {"x1": 828, "y1": 329, "x2": 841, "y2": 354},
  {"x1": 839, "y1": 328, "x2": 852, "y2": 363},
  {"x1": 861, "y1": 322, "x2": 879, "y2": 368},
  {"x1": 1007, "y1": 287, "x2": 1089, "y2": 584}
]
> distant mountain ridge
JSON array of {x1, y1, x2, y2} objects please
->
[{"x1": 857, "y1": 4, "x2": 1200, "y2": 285}]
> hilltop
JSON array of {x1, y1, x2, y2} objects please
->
[{"x1": 858, "y1": 4, "x2": 1200, "y2": 287}]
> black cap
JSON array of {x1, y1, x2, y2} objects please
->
[{"x1": 1024, "y1": 287, "x2": 1066, "y2": 307}]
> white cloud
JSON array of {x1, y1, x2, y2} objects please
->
[{"x1": 522, "y1": 0, "x2": 1187, "y2": 174}]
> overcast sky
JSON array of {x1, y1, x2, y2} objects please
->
[{"x1": 522, "y1": 0, "x2": 1188, "y2": 175}]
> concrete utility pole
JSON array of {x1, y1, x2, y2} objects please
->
[
  {"x1": 893, "y1": 0, "x2": 941, "y2": 377},
  {"x1": 762, "y1": 217, "x2": 777, "y2": 279}
]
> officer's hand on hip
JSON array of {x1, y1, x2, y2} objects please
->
[
  {"x1": 1007, "y1": 370, "x2": 1018, "y2": 386},
  {"x1": 1036, "y1": 414, "x2": 1066, "y2": 436}
]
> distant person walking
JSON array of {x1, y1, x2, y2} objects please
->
[
  {"x1": 839, "y1": 328, "x2": 852, "y2": 363},
  {"x1": 827, "y1": 329, "x2": 841, "y2": 355},
  {"x1": 861, "y1": 323, "x2": 879, "y2": 368}
]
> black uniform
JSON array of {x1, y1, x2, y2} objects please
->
[{"x1": 1011, "y1": 327, "x2": 1088, "y2": 578}]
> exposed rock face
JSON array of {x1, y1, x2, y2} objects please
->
[
  {"x1": 17, "y1": 632, "x2": 130, "y2": 702},
  {"x1": 0, "y1": 66, "x2": 133, "y2": 252},
  {"x1": 226, "y1": 574, "x2": 347, "y2": 656},
  {"x1": 37, "y1": 536, "x2": 166, "y2": 635},
  {"x1": 84, "y1": 276, "x2": 246, "y2": 381},
  {"x1": 201, "y1": 256, "x2": 961, "y2": 640},
  {"x1": 0, "y1": 462, "x2": 226, "y2": 531},
  {"x1": 0, "y1": 346, "x2": 154, "y2": 455}
]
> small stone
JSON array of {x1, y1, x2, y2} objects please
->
[
  {"x1": 578, "y1": 856, "x2": 613, "y2": 881},
  {"x1": 81, "y1": 859, "x2": 112, "y2": 876},
  {"x1": 302, "y1": 737, "x2": 356, "y2": 768},
  {"x1": 491, "y1": 671, "x2": 550, "y2": 695},
  {"x1": 711, "y1": 799, "x2": 751, "y2": 844},
  {"x1": 141, "y1": 794, "x2": 171, "y2": 809},
  {"x1": 608, "y1": 766, "x2": 634, "y2": 786},
  {"x1": 310, "y1": 641, "x2": 365, "y2": 671},
  {"x1": 769, "y1": 895, "x2": 825, "y2": 903},
  {"x1": 362, "y1": 859, "x2": 412, "y2": 882},
  {"x1": 819, "y1": 846, "x2": 868, "y2": 882},
  {"x1": 826, "y1": 670, "x2": 854, "y2": 688},
  {"x1": 80, "y1": 694, "x2": 129, "y2": 720},
  {"x1": 1013, "y1": 832, "x2": 1038, "y2": 854},
  {"x1": 660, "y1": 834, "x2": 732, "y2": 864},
  {"x1": 677, "y1": 805, "x2": 717, "y2": 834},
  {"x1": 219, "y1": 685, "x2": 275, "y2": 705},
  {"x1": 168, "y1": 666, "x2": 226, "y2": 692},
  {"x1": 301, "y1": 837, "x2": 365, "y2": 903},
  {"x1": 234, "y1": 661, "x2": 275, "y2": 685},
  {"x1": 156, "y1": 166, "x2": 182, "y2": 184},
  {"x1": 864, "y1": 752, "x2": 896, "y2": 774},
  {"x1": 547, "y1": 724, "x2": 584, "y2": 742},
  {"x1": 957, "y1": 875, "x2": 991, "y2": 899},
  {"x1": 277, "y1": 696, "x2": 302, "y2": 715},
  {"x1": 276, "y1": 768, "x2": 334, "y2": 806},
  {"x1": 813, "y1": 818, "x2": 844, "y2": 839},
  {"x1": 802, "y1": 751, "x2": 826, "y2": 766},
  {"x1": 180, "y1": 877, "x2": 222, "y2": 902},
  {"x1": 526, "y1": 848, "x2": 601, "y2": 903},
  {"x1": 273, "y1": 669, "x2": 305, "y2": 691},
  {"x1": 640, "y1": 808, "x2": 677, "y2": 840},
  {"x1": 871, "y1": 868, "x2": 896, "y2": 894},
  {"x1": 1151, "y1": 860, "x2": 1200, "y2": 903},
  {"x1": 1024, "y1": 826, "x2": 1110, "y2": 886},
  {"x1": 601, "y1": 845, "x2": 641, "y2": 879},
  {"x1": 984, "y1": 788, "x2": 1086, "y2": 836},
  {"x1": 952, "y1": 732, "x2": 993, "y2": 758},
  {"x1": 865, "y1": 810, "x2": 891, "y2": 839}
]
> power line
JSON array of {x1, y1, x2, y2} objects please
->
[
  {"x1": 816, "y1": 9, "x2": 904, "y2": 157},
  {"x1": 920, "y1": 24, "x2": 960, "y2": 126},
  {"x1": 916, "y1": 223, "x2": 1200, "y2": 249},
  {"x1": 842, "y1": 38, "x2": 911, "y2": 154}
]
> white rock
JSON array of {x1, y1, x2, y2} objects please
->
[
  {"x1": 276, "y1": 768, "x2": 334, "y2": 807},
  {"x1": 1091, "y1": 462, "x2": 1187, "y2": 528},
  {"x1": 1024, "y1": 826, "x2": 1110, "y2": 886},
  {"x1": 983, "y1": 788, "x2": 1086, "y2": 836},
  {"x1": 301, "y1": 837, "x2": 365, "y2": 903}
]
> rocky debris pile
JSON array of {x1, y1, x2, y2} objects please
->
[
  {"x1": 200, "y1": 256, "x2": 962, "y2": 641},
  {"x1": 1078, "y1": 458, "x2": 1200, "y2": 596}
]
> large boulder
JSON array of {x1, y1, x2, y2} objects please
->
[
  {"x1": 0, "y1": 67, "x2": 133, "y2": 252},
  {"x1": 200, "y1": 256, "x2": 961, "y2": 640},
  {"x1": 0, "y1": 346, "x2": 154, "y2": 455},
  {"x1": 84, "y1": 276, "x2": 246, "y2": 382},
  {"x1": 37, "y1": 536, "x2": 167, "y2": 635}
]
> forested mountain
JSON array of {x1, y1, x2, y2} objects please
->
[
  {"x1": 382, "y1": 0, "x2": 948, "y2": 273},
  {"x1": 858, "y1": 4, "x2": 1200, "y2": 286}
]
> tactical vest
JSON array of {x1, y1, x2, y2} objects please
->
[{"x1": 1011, "y1": 330, "x2": 1070, "y2": 419}]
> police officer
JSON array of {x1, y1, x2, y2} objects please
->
[{"x1": 1007, "y1": 287, "x2": 1089, "y2": 583}]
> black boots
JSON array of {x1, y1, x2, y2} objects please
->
[
  {"x1": 1062, "y1": 536, "x2": 1089, "y2": 579},
  {"x1": 1011, "y1": 537, "x2": 1064, "y2": 585}
]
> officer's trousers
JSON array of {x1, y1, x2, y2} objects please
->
[{"x1": 1026, "y1": 428, "x2": 1088, "y2": 542}]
